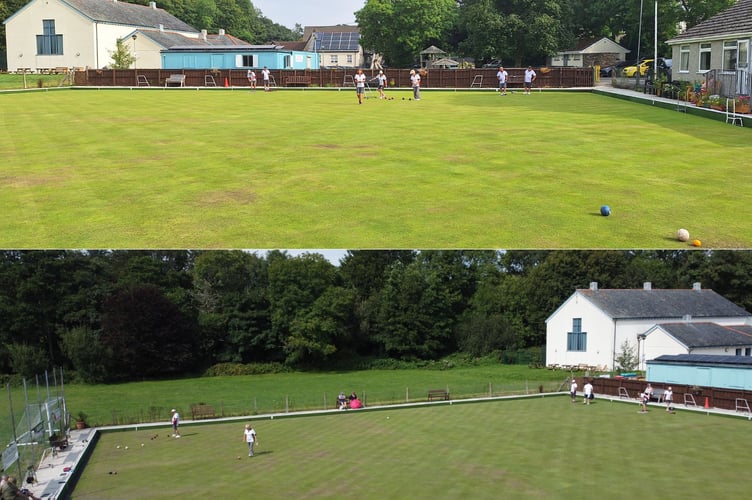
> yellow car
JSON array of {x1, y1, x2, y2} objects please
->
[{"x1": 622, "y1": 59, "x2": 653, "y2": 77}]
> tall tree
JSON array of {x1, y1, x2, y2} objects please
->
[
  {"x1": 192, "y1": 251, "x2": 271, "y2": 363},
  {"x1": 100, "y1": 284, "x2": 199, "y2": 380},
  {"x1": 356, "y1": 0, "x2": 459, "y2": 67},
  {"x1": 267, "y1": 253, "x2": 339, "y2": 363}
]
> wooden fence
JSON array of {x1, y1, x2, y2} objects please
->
[
  {"x1": 577, "y1": 376, "x2": 752, "y2": 412},
  {"x1": 74, "y1": 67, "x2": 594, "y2": 89}
]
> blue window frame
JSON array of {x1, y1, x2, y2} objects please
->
[
  {"x1": 567, "y1": 318, "x2": 587, "y2": 351},
  {"x1": 37, "y1": 20, "x2": 63, "y2": 55}
]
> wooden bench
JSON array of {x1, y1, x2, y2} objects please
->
[
  {"x1": 164, "y1": 74, "x2": 186, "y2": 87},
  {"x1": 190, "y1": 403, "x2": 216, "y2": 420},
  {"x1": 285, "y1": 75, "x2": 311, "y2": 87},
  {"x1": 428, "y1": 389, "x2": 450, "y2": 401},
  {"x1": 53, "y1": 67, "x2": 70, "y2": 74}
]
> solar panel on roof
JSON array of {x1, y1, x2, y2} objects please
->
[{"x1": 315, "y1": 32, "x2": 360, "y2": 51}]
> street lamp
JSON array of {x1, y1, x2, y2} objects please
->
[{"x1": 132, "y1": 34, "x2": 137, "y2": 71}]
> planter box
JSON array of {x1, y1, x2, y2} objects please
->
[{"x1": 735, "y1": 104, "x2": 751, "y2": 114}]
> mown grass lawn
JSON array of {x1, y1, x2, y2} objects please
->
[
  {"x1": 57, "y1": 365, "x2": 569, "y2": 427},
  {"x1": 2, "y1": 88, "x2": 751, "y2": 248},
  {"x1": 70, "y1": 396, "x2": 750, "y2": 499}
]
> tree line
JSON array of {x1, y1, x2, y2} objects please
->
[
  {"x1": 0, "y1": 0, "x2": 735, "y2": 70},
  {"x1": 356, "y1": 0, "x2": 737, "y2": 67},
  {"x1": 2, "y1": 250, "x2": 752, "y2": 382}
]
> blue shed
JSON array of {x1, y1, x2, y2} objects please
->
[
  {"x1": 647, "y1": 354, "x2": 752, "y2": 390},
  {"x1": 161, "y1": 44, "x2": 320, "y2": 70}
]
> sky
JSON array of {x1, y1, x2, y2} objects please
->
[
  {"x1": 248, "y1": 249, "x2": 349, "y2": 266},
  {"x1": 252, "y1": 0, "x2": 366, "y2": 29}
]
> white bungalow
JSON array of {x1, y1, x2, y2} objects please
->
[
  {"x1": 4, "y1": 0, "x2": 199, "y2": 72},
  {"x1": 545, "y1": 282, "x2": 752, "y2": 371}
]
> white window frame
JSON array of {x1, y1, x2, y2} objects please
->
[
  {"x1": 723, "y1": 40, "x2": 738, "y2": 71},
  {"x1": 679, "y1": 45, "x2": 690, "y2": 73},
  {"x1": 699, "y1": 43, "x2": 711, "y2": 72}
]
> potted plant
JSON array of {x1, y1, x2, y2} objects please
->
[
  {"x1": 735, "y1": 95, "x2": 751, "y2": 114},
  {"x1": 75, "y1": 411, "x2": 88, "y2": 429},
  {"x1": 708, "y1": 94, "x2": 725, "y2": 111}
]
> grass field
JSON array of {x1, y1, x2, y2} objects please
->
[
  {"x1": 53, "y1": 365, "x2": 569, "y2": 427},
  {"x1": 70, "y1": 396, "x2": 751, "y2": 499},
  {"x1": 2, "y1": 88, "x2": 751, "y2": 248}
]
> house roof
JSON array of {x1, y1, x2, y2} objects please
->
[
  {"x1": 667, "y1": 0, "x2": 752, "y2": 44},
  {"x1": 135, "y1": 29, "x2": 252, "y2": 50},
  {"x1": 650, "y1": 354, "x2": 752, "y2": 367},
  {"x1": 430, "y1": 57, "x2": 459, "y2": 67},
  {"x1": 576, "y1": 287, "x2": 751, "y2": 320},
  {"x1": 558, "y1": 37, "x2": 630, "y2": 56},
  {"x1": 421, "y1": 45, "x2": 446, "y2": 55},
  {"x1": 59, "y1": 0, "x2": 198, "y2": 33},
  {"x1": 273, "y1": 40, "x2": 308, "y2": 51},
  {"x1": 302, "y1": 25, "x2": 359, "y2": 40},
  {"x1": 648, "y1": 322, "x2": 752, "y2": 348}
]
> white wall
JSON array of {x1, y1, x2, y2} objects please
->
[
  {"x1": 546, "y1": 292, "x2": 616, "y2": 369},
  {"x1": 5, "y1": 0, "x2": 92, "y2": 71}
]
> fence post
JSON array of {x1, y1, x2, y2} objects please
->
[
  {"x1": 285, "y1": 395, "x2": 289, "y2": 413},
  {"x1": 406, "y1": 387, "x2": 409, "y2": 402},
  {"x1": 253, "y1": 398, "x2": 257, "y2": 414},
  {"x1": 489, "y1": 382, "x2": 492, "y2": 397},
  {"x1": 324, "y1": 393, "x2": 327, "y2": 410}
]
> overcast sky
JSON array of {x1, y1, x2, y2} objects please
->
[{"x1": 252, "y1": 0, "x2": 365, "y2": 29}]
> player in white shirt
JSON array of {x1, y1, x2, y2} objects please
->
[{"x1": 354, "y1": 68, "x2": 366, "y2": 104}]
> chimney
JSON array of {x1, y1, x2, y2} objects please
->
[
  {"x1": 589, "y1": 282, "x2": 598, "y2": 291},
  {"x1": 149, "y1": 1, "x2": 156, "y2": 8},
  {"x1": 692, "y1": 282, "x2": 701, "y2": 291},
  {"x1": 683, "y1": 314, "x2": 692, "y2": 322},
  {"x1": 201, "y1": 29, "x2": 207, "y2": 41},
  {"x1": 219, "y1": 29, "x2": 225, "y2": 37},
  {"x1": 643, "y1": 282, "x2": 652, "y2": 290},
  {"x1": 159, "y1": 23, "x2": 164, "y2": 32}
]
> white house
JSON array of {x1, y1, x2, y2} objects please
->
[
  {"x1": 642, "y1": 322, "x2": 752, "y2": 361},
  {"x1": 545, "y1": 282, "x2": 752, "y2": 371},
  {"x1": 4, "y1": 0, "x2": 199, "y2": 72},
  {"x1": 302, "y1": 25, "x2": 364, "y2": 68},
  {"x1": 666, "y1": 0, "x2": 752, "y2": 94}
]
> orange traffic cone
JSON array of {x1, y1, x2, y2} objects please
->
[
  {"x1": 704, "y1": 397, "x2": 710, "y2": 409},
  {"x1": 224, "y1": 77, "x2": 229, "y2": 87}
]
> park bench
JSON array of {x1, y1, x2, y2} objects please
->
[
  {"x1": 285, "y1": 75, "x2": 311, "y2": 87},
  {"x1": 190, "y1": 403, "x2": 216, "y2": 420},
  {"x1": 53, "y1": 67, "x2": 69, "y2": 74},
  {"x1": 165, "y1": 74, "x2": 186, "y2": 87},
  {"x1": 427, "y1": 389, "x2": 450, "y2": 401}
]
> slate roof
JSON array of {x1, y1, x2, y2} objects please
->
[
  {"x1": 651, "y1": 354, "x2": 752, "y2": 367},
  {"x1": 650, "y1": 322, "x2": 752, "y2": 348},
  {"x1": 61, "y1": 0, "x2": 198, "y2": 33},
  {"x1": 138, "y1": 29, "x2": 253, "y2": 50},
  {"x1": 667, "y1": 0, "x2": 752, "y2": 43},
  {"x1": 577, "y1": 288, "x2": 751, "y2": 320}
]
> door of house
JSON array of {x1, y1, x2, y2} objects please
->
[{"x1": 737, "y1": 40, "x2": 749, "y2": 94}]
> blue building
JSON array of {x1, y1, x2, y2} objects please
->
[
  {"x1": 162, "y1": 44, "x2": 320, "y2": 70},
  {"x1": 647, "y1": 354, "x2": 752, "y2": 390}
]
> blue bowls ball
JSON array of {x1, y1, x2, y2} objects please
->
[{"x1": 600, "y1": 205, "x2": 611, "y2": 216}]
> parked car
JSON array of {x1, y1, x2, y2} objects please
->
[
  {"x1": 623, "y1": 58, "x2": 671, "y2": 77},
  {"x1": 481, "y1": 59, "x2": 503, "y2": 68},
  {"x1": 600, "y1": 60, "x2": 633, "y2": 77}
]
